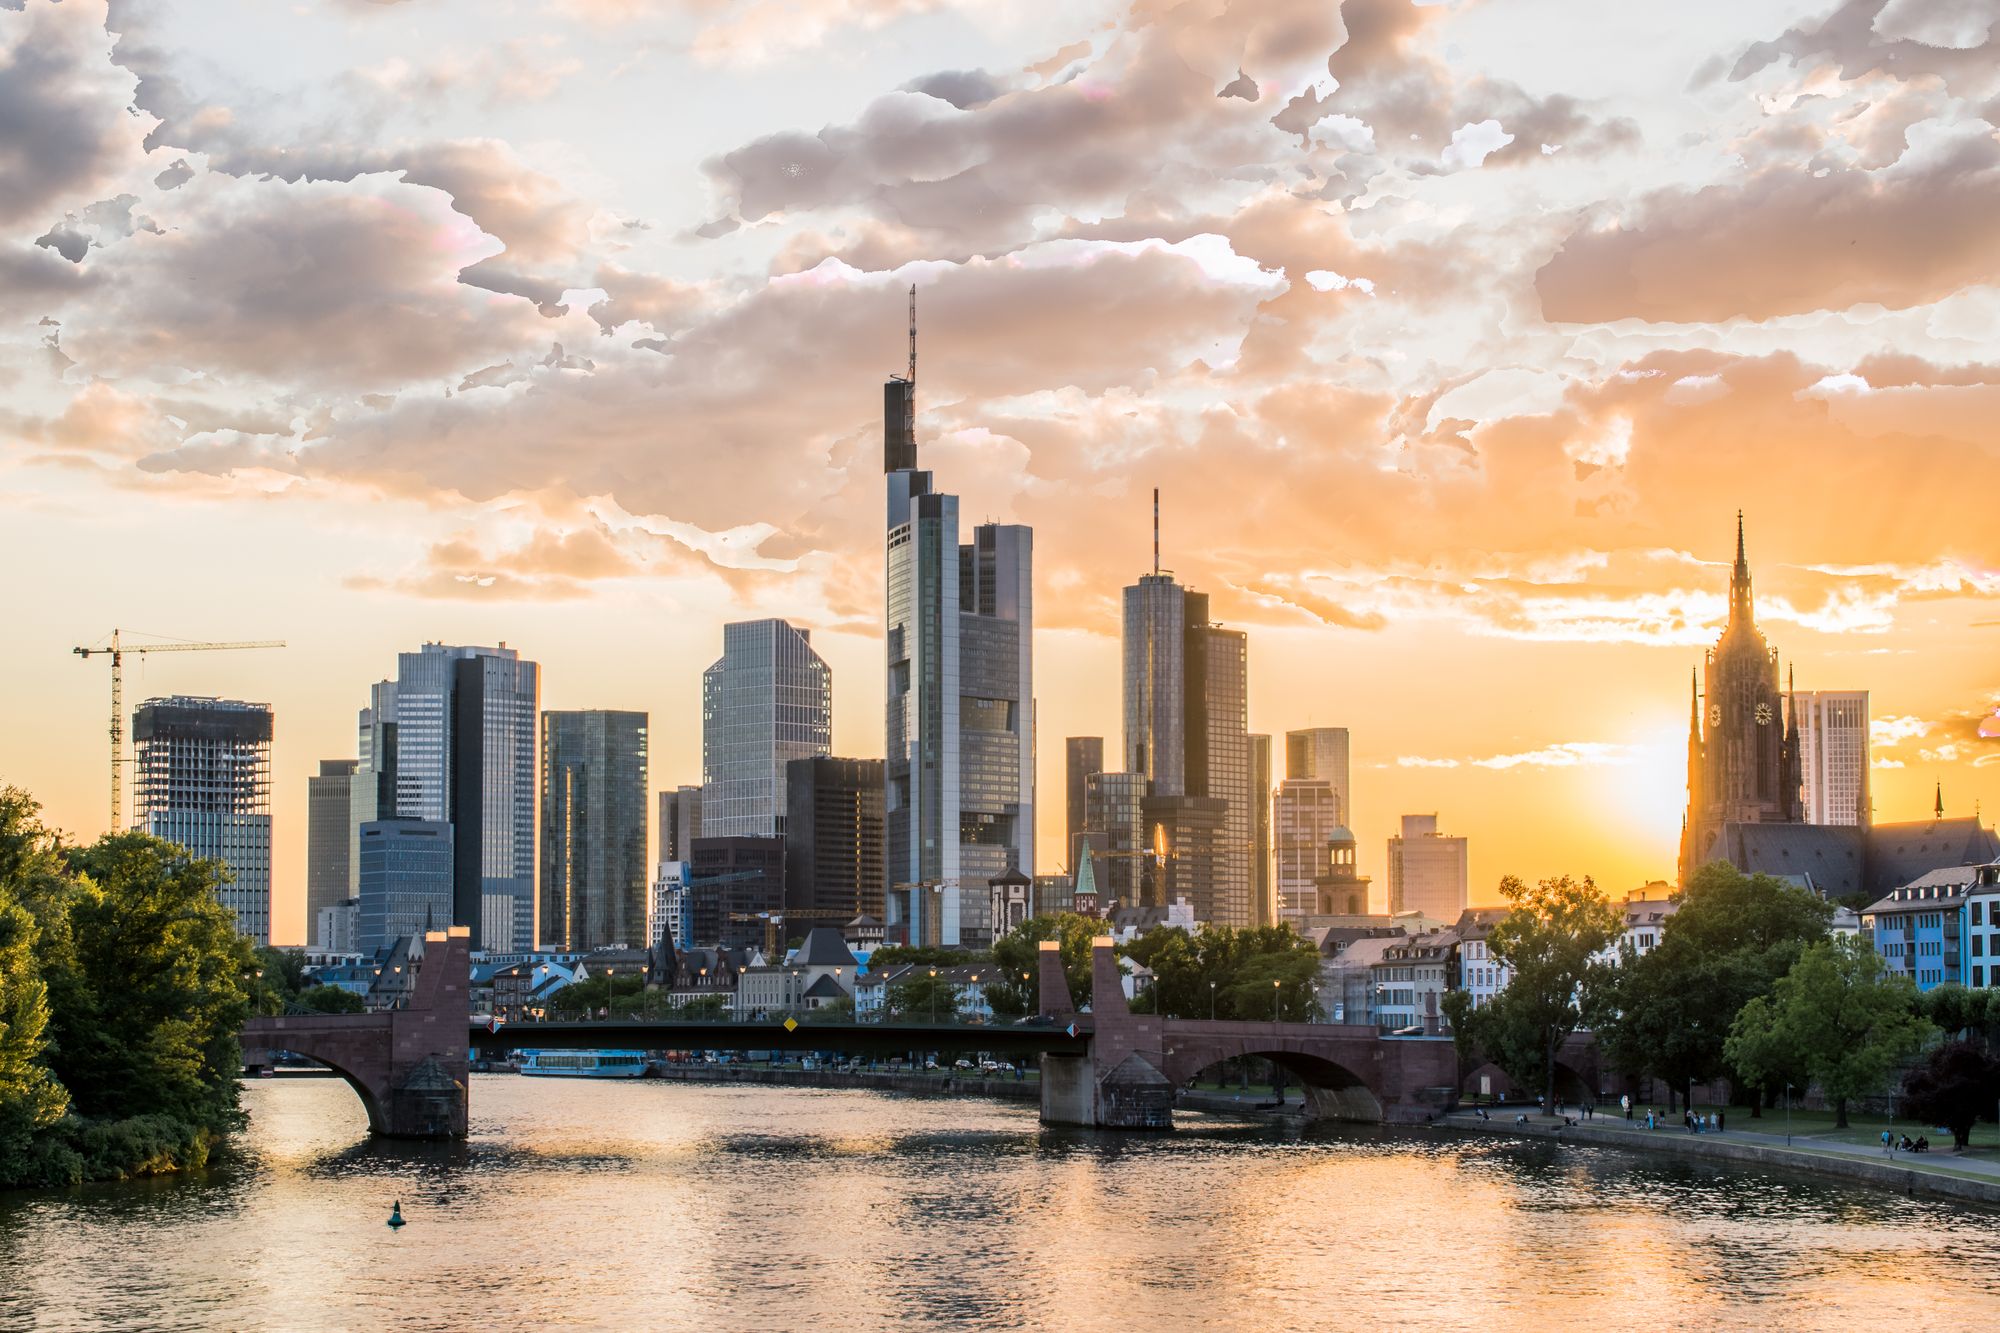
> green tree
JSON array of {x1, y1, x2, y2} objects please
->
[
  {"x1": 1125, "y1": 924, "x2": 1320, "y2": 1021},
  {"x1": 1458, "y1": 875, "x2": 1619, "y2": 1111},
  {"x1": 888, "y1": 969, "x2": 963, "y2": 1023},
  {"x1": 1591, "y1": 864, "x2": 1832, "y2": 1114},
  {"x1": 552, "y1": 972, "x2": 648, "y2": 1017},
  {"x1": 294, "y1": 985, "x2": 366, "y2": 1015},
  {"x1": 868, "y1": 944, "x2": 986, "y2": 969},
  {"x1": 803, "y1": 995, "x2": 855, "y2": 1024},
  {"x1": 0, "y1": 798, "x2": 69, "y2": 1174},
  {"x1": 1899, "y1": 1040, "x2": 2000, "y2": 1151},
  {"x1": 985, "y1": 913, "x2": 1103, "y2": 1016},
  {"x1": 672, "y1": 993, "x2": 728, "y2": 1020},
  {"x1": 1921, "y1": 985, "x2": 1997, "y2": 1046},
  {"x1": 1725, "y1": 934, "x2": 1933, "y2": 1128}
]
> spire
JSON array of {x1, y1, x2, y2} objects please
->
[
  {"x1": 882, "y1": 284, "x2": 919, "y2": 473},
  {"x1": 1936, "y1": 781, "x2": 1945, "y2": 820},
  {"x1": 1152, "y1": 487, "x2": 1160, "y2": 576},
  {"x1": 1728, "y1": 511, "x2": 1754, "y2": 626}
]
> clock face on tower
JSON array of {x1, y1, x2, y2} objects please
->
[
  {"x1": 1707, "y1": 703, "x2": 1722, "y2": 727},
  {"x1": 1755, "y1": 702, "x2": 1773, "y2": 726}
]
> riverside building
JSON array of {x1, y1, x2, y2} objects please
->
[{"x1": 132, "y1": 695, "x2": 274, "y2": 944}]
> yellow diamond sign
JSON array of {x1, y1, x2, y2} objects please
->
[{"x1": 783, "y1": 1017, "x2": 798, "y2": 1032}]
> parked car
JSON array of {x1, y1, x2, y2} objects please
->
[{"x1": 953, "y1": 1058, "x2": 974, "y2": 1070}]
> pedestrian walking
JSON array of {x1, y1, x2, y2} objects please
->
[
  {"x1": 1622, "y1": 1093, "x2": 1632, "y2": 1120},
  {"x1": 1880, "y1": 1129, "x2": 1893, "y2": 1155}
]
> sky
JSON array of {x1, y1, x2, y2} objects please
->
[{"x1": 3, "y1": 0, "x2": 1998, "y2": 946}]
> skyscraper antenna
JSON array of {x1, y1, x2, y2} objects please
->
[
  {"x1": 1153, "y1": 487, "x2": 1160, "y2": 576},
  {"x1": 905, "y1": 284, "x2": 916, "y2": 449}
]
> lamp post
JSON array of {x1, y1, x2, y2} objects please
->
[
  {"x1": 1209, "y1": 980, "x2": 1217, "y2": 1023},
  {"x1": 1786, "y1": 1083, "x2": 1794, "y2": 1146},
  {"x1": 929, "y1": 968, "x2": 938, "y2": 1026},
  {"x1": 1273, "y1": 978, "x2": 1281, "y2": 1024},
  {"x1": 604, "y1": 967, "x2": 614, "y2": 1021}
]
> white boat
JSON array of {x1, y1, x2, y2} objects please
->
[{"x1": 516, "y1": 1050, "x2": 648, "y2": 1078}]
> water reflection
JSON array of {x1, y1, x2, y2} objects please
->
[{"x1": 1, "y1": 1076, "x2": 1996, "y2": 1332}]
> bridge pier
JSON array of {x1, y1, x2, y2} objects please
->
[{"x1": 242, "y1": 928, "x2": 471, "y2": 1139}]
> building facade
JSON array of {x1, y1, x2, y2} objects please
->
[
  {"x1": 1276, "y1": 778, "x2": 1343, "y2": 922},
  {"x1": 1250, "y1": 733, "x2": 1273, "y2": 927},
  {"x1": 1285, "y1": 727, "x2": 1351, "y2": 824},
  {"x1": 1795, "y1": 690, "x2": 1870, "y2": 827},
  {"x1": 657, "y1": 784, "x2": 703, "y2": 863},
  {"x1": 955, "y1": 521, "x2": 1036, "y2": 947},
  {"x1": 355, "y1": 819, "x2": 453, "y2": 954},
  {"x1": 539, "y1": 709, "x2": 650, "y2": 950},
  {"x1": 1387, "y1": 814, "x2": 1468, "y2": 919},
  {"x1": 785, "y1": 755, "x2": 886, "y2": 928},
  {"x1": 307, "y1": 757, "x2": 358, "y2": 947},
  {"x1": 701, "y1": 619, "x2": 832, "y2": 839},
  {"x1": 649, "y1": 860, "x2": 692, "y2": 950},
  {"x1": 1065, "y1": 736, "x2": 1104, "y2": 871},
  {"x1": 1084, "y1": 772, "x2": 1148, "y2": 908},
  {"x1": 131, "y1": 696, "x2": 273, "y2": 944},
  {"x1": 689, "y1": 835, "x2": 787, "y2": 950}
]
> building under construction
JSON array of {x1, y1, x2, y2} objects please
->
[{"x1": 132, "y1": 695, "x2": 274, "y2": 944}]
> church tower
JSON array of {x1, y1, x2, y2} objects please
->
[{"x1": 1679, "y1": 515, "x2": 1803, "y2": 884}]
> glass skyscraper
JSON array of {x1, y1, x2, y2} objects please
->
[
  {"x1": 356, "y1": 819, "x2": 453, "y2": 954},
  {"x1": 307, "y1": 758, "x2": 359, "y2": 947},
  {"x1": 540, "y1": 710, "x2": 650, "y2": 950},
  {"x1": 701, "y1": 619, "x2": 832, "y2": 838},
  {"x1": 361, "y1": 643, "x2": 539, "y2": 950},
  {"x1": 131, "y1": 696, "x2": 273, "y2": 944}
]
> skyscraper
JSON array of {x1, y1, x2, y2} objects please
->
[
  {"x1": 1249, "y1": 733, "x2": 1273, "y2": 927},
  {"x1": 132, "y1": 696, "x2": 273, "y2": 944},
  {"x1": 1795, "y1": 690, "x2": 1871, "y2": 826},
  {"x1": 1084, "y1": 770, "x2": 1147, "y2": 908},
  {"x1": 882, "y1": 290, "x2": 1034, "y2": 946},
  {"x1": 364, "y1": 643, "x2": 539, "y2": 950},
  {"x1": 307, "y1": 758, "x2": 359, "y2": 947},
  {"x1": 1285, "y1": 727, "x2": 1351, "y2": 824},
  {"x1": 1065, "y1": 737, "x2": 1104, "y2": 871},
  {"x1": 702, "y1": 619, "x2": 832, "y2": 839},
  {"x1": 657, "y1": 784, "x2": 703, "y2": 863},
  {"x1": 1680, "y1": 516, "x2": 1803, "y2": 884},
  {"x1": 539, "y1": 710, "x2": 650, "y2": 950},
  {"x1": 355, "y1": 819, "x2": 453, "y2": 954},
  {"x1": 785, "y1": 756, "x2": 886, "y2": 926},
  {"x1": 1276, "y1": 778, "x2": 1342, "y2": 921},
  {"x1": 1388, "y1": 814, "x2": 1468, "y2": 919}
]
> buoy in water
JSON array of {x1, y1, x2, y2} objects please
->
[{"x1": 387, "y1": 1201, "x2": 407, "y2": 1229}]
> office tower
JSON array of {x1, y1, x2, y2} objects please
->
[
  {"x1": 1679, "y1": 516, "x2": 1803, "y2": 884},
  {"x1": 1285, "y1": 726, "x2": 1351, "y2": 826},
  {"x1": 1276, "y1": 778, "x2": 1342, "y2": 922},
  {"x1": 1250, "y1": 733, "x2": 1274, "y2": 927},
  {"x1": 316, "y1": 898, "x2": 358, "y2": 954},
  {"x1": 688, "y1": 836, "x2": 786, "y2": 950},
  {"x1": 658, "y1": 783, "x2": 703, "y2": 862},
  {"x1": 356, "y1": 819, "x2": 453, "y2": 954},
  {"x1": 1141, "y1": 793, "x2": 1227, "y2": 921},
  {"x1": 1387, "y1": 814, "x2": 1468, "y2": 918},
  {"x1": 649, "y1": 860, "x2": 691, "y2": 950},
  {"x1": 956, "y1": 522, "x2": 1035, "y2": 946},
  {"x1": 1795, "y1": 690, "x2": 1870, "y2": 826},
  {"x1": 785, "y1": 756, "x2": 886, "y2": 926},
  {"x1": 701, "y1": 619, "x2": 831, "y2": 840},
  {"x1": 1065, "y1": 736, "x2": 1104, "y2": 870},
  {"x1": 307, "y1": 758, "x2": 359, "y2": 946},
  {"x1": 131, "y1": 696, "x2": 273, "y2": 944},
  {"x1": 363, "y1": 643, "x2": 539, "y2": 950},
  {"x1": 1118, "y1": 503, "x2": 1251, "y2": 926},
  {"x1": 1084, "y1": 771, "x2": 1147, "y2": 907},
  {"x1": 540, "y1": 710, "x2": 649, "y2": 950},
  {"x1": 882, "y1": 292, "x2": 1034, "y2": 947}
]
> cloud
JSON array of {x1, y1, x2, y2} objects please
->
[
  {"x1": 0, "y1": 0, "x2": 151, "y2": 229},
  {"x1": 1397, "y1": 742, "x2": 1644, "y2": 770}
]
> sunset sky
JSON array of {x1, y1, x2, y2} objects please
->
[{"x1": 4, "y1": 0, "x2": 1998, "y2": 945}]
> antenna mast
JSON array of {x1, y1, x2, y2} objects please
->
[
  {"x1": 1152, "y1": 487, "x2": 1160, "y2": 576},
  {"x1": 905, "y1": 284, "x2": 917, "y2": 449}
]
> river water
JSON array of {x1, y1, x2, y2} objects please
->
[{"x1": 3, "y1": 1076, "x2": 1997, "y2": 1331}]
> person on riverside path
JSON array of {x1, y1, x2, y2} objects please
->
[
  {"x1": 1622, "y1": 1094, "x2": 1632, "y2": 1120},
  {"x1": 1881, "y1": 1129, "x2": 1893, "y2": 1155}
]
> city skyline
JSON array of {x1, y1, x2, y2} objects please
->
[{"x1": 7, "y1": 0, "x2": 2000, "y2": 946}]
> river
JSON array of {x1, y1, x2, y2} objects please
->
[{"x1": 2, "y1": 1075, "x2": 1996, "y2": 1330}]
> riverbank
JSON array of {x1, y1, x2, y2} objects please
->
[
  {"x1": 644, "y1": 1063, "x2": 1040, "y2": 1103},
  {"x1": 1443, "y1": 1109, "x2": 2000, "y2": 1209}
]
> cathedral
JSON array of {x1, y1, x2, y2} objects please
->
[{"x1": 1678, "y1": 515, "x2": 1805, "y2": 885}]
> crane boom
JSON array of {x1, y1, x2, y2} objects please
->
[{"x1": 72, "y1": 628, "x2": 286, "y2": 831}]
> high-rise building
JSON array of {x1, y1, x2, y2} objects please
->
[
  {"x1": 882, "y1": 294, "x2": 1034, "y2": 947},
  {"x1": 1249, "y1": 733, "x2": 1274, "y2": 926},
  {"x1": 539, "y1": 710, "x2": 649, "y2": 950},
  {"x1": 1084, "y1": 771, "x2": 1147, "y2": 908},
  {"x1": 1795, "y1": 690, "x2": 1870, "y2": 826},
  {"x1": 1123, "y1": 574, "x2": 1186, "y2": 794},
  {"x1": 1065, "y1": 737, "x2": 1104, "y2": 870},
  {"x1": 1276, "y1": 778, "x2": 1342, "y2": 921},
  {"x1": 1680, "y1": 516, "x2": 1804, "y2": 884},
  {"x1": 1285, "y1": 727, "x2": 1351, "y2": 826},
  {"x1": 307, "y1": 758, "x2": 358, "y2": 946},
  {"x1": 689, "y1": 835, "x2": 786, "y2": 950},
  {"x1": 355, "y1": 819, "x2": 453, "y2": 954},
  {"x1": 649, "y1": 860, "x2": 691, "y2": 950},
  {"x1": 702, "y1": 619, "x2": 832, "y2": 839},
  {"x1": 785, "y1": 756, "x2": 886, "y2": 927},
  {"x1": 658, "y1": 784, "x2": 703, "y2": 863},
  {"x1": 362, "y1": 643, "x2": 539, "y2": 950},
  {"x1": 131, "y1": 696, "x2": 273, "y2": 944},
  {"x1": 1388, "y1": 814, "x2": 1468, "y2": 919},
  {"x1": 1142, "y1": 793, "x2": 1228, "y2": 921}
]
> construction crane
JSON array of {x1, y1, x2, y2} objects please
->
[{"x1": 72, "y1": 628, "x2": 285, "y2": 831}]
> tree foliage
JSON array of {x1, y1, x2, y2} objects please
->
[
  {"x1": 1899, "y1": 1040, "x2": 2000, "y2": 1150},
  {"x1": 887, "y1": 969, "x2": 967, "y2": 1022},
  {"x1": 1455, "y1": 875, "x2": 1619, "y2": 1108},
  {"x1": 1920, "y1": 985, "x2": 2000, "y2": 1048},
  {"x1": 1725, "y1": 934, "x2": 1932, "y2": 1128},
  {"x1": 294, "y1": 985, "x2": 367, "y2": 1015},
  {"x1": 0, "y1": 788, "x2": 257, "y2": 1188},
  {"x1": 984, "y1": 913, "x2": 1105, "y2": 1016},
  {"x1": 1124, "y1": 924, "x2": 1320, "y2": 1022},
  {"x1": 1591, "y1": 863, "x2": 1832, "y2": 1111}
]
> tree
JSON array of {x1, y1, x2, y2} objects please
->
[
  {"x1": 803, "y1": 995, "x2": 855, "y2": 1024},
  {"x1": 1921, "y1": 985, "x2": 1997, "y2": 1047},
  {"x1": 1591, "y1": 863, "x2": 1832, "y2": 1114},
  {"x1": 552, "y1": 972, "x2": 647, "y2": 1017},
  {"x1": 1459, "y1": 875, "x2": 1619, "y2": 1111},
  {"x1": 984, "y1": 914, "x2": 1103, "y2": 1016},
  {"x1": 1725, "y1": 934, "x2": 1933, "y2": 1128},
  {"x1": 294, "y1": 985, "x2": 366, "y2": 1015},
  {"x1": 1899, "y1": 1041, "x2": 2000, "y2": 1151},
  {"x1": 888, "y1": 970, "x2": 963, "y2": 1023},
  {"x1": 0, "y1": 799, "x2": 68, "y2": 1175},
  {"x1": 1126, "y1": 924, "x2": 1321, "y2": 1022}
]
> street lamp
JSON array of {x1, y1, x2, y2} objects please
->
[
  {"x1": 1786, "y1": 1083, "x2": 1794, "y2": 1146},
  {"x1": 928, "y1": 968, "x2": 938, "y2": 1026},
  {"x1": 1273, "y1": 978, "x2": 1282, "y2": 1024},
  {"x1": 1209, "y1": 980, "x2": 1217, "y2": 1023}
]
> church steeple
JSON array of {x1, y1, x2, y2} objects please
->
[
  {"x1": 1936, "y1": 782, "x2": 1945, "y2": 820},
  {"x1": 1729, "y1": 510, "x2": 1754, "y2": 626}
]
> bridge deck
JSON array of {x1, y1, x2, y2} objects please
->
[{"x1": 472, "y1": 1019, "x2": 1093, "y2": 1060}]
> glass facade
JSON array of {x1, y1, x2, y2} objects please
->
[
  {"x1": 540, "y1": 709, "x2": 650, "y2": 950},
  {"x1": 1122, "y1": 575, "x2": 1185, "y2": 793},
  {"x1": 131, "y1": 696, "x2": 273, "y2": 944},
  {"x1": 1249, "y1": 734, "x2": 1273, "y2": 926},
  {"x1": 1085, "y1": 771, "x2": 1147, "y2": 907},
  {"x1": 356, "y1": 819, "x2": 453, "y2": 954},
  {"x1": 306, "y1": 758, "x2": 358, "y2": 944},
  {"x1": 1285, "y1": 727, "x2": 1351, "y2": 825},
  {"x1": 701, "y1": 619, "x2": 832, "y2": 838},
  {"x1": 1276, "y1": 778, "x2": 1342, "y2": 922},
  {"x1": 1065, "y1": 737, "x2": 1104, "y2": 871},
  {"x1": 886, "y1": 471, "x2": 961, "y2": 945}
]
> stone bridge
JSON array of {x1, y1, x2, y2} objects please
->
[
  {"x1": 241, "y1": 927, "x2": 471, "y2": 1138},
  {"x1": 1035, "y1": 937, "x2": 1458, "y2": 1129}
]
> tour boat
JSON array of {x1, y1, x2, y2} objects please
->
[{"x1": 516, "y1": 1050, "x2": 648, "y2": 1078}]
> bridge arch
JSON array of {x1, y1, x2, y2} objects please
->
[
  {"x1": 1163, "y1": 1035, "x2": 1386, "y2": 1124},
  {"x1": 242, "y1": 1026, "x2": 395, "y2": 1134}
]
